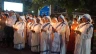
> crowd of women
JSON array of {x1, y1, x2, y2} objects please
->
[{"x1": 0, "y1": 10, "x2": 93, "y2": 54}]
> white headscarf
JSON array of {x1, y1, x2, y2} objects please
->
[
  {"x1": 45, "y1": 16, "x2": 51, "y2": 22},
  {"x1": 20, "y1": 16, "x2": 26, "y2": 21},
  {"x1": 51, "y1": 17, "x2": 58, "y2": 23},
  {"x1": 59, "y1": 14, "x2": 65, "y2": 21},
  {"x1": 59, "y1": 14, "x2": 68, "y2": 25},
  {"x1": 29, "y1": 17, "x2": 33, "y2": 20},
  {"x1": 32, "y1": 18, "x2": 36, "y2": 23},
  {"x1": 83, "y1": 14, "x2": 92, "y2": 23}
]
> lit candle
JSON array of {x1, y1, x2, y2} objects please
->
[
  {"x1": 13, "y1": 25, "x2": 15, "y2": 28},
  {"x1": 0, "y1": 19, "x2": 1, "y2": 21}
]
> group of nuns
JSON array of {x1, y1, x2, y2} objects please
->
[{"x1": 13, "y1": 14, "x2": 93, "y2": 54}]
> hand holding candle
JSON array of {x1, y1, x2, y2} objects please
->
[
  {"x1": 13, "y1": 25, "x2": 18, "y2": 31},
  {"x1": 75, "y1": 30, "x2": 81, "y2": 35}
]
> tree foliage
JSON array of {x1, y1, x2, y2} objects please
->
[{"x1": 24, "y1": 0, "x2": 96, "y2": 15}]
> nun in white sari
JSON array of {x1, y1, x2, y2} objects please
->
[
  {"x1": 31, "y1": 18, "x2": 42, "y2": 52},
  {"x1": 20, "y1": 16, "x2": 27, "y2": 46},
  {"x1": 27, "y1": 18, "x2": 35, "y2": 46},
  {"x1": 56, "y1": 15, "x2": 70, "y2": 54},
  {"x1": 74, "y1": 14, "x2": 93, "y2": 54},
  {"x1": 13, "y1": 17, "x2": 25, "y2": 50},
  {"x1": 50, "y1": 17, "x2": 61, "y2": 54},
  {"x1": 27, "y1": 18, "x2": 32, "y2": 36},
  {"x1": 40, "y1": 16, "x2": 52, "y2": 54}
]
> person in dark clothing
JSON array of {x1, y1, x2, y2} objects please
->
[{"x1": 4, "y1": 10, "x2": 17, "y2": 47}]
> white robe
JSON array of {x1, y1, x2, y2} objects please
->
[
  {"x1": 24, "y1": 21, "x2": 27, "y2": 44},
  {"x1": 40, "y1": 22, "x2": 52, "y2": 54},
  {"x1": 51, "y1": 22, "x2": 57, "y2": 29},
  {"x1": 6, "y1": 15, "x2": 17, "y2": 27},
  {"x1": 53, "y1": 22, "x2": 70, "y2": 54},
  {"x1": 50, "y1": 22, "x2": 61, "y2": 54},
  {"x1": 14, "y1": 21, "x2": 25, "y2": 50},
  {"x1": 27, "y1": 22, "x2": 33, "y2": 46},
  {"x1": 74, "y1": 22, "x2": 93, "y2": 54},
  {"x1": 27, "y1": 22, "x2": 32, "y2": 34},
  {"x1": 51, "y1": 32, "x2": 61, "y2": 54},
  {"x1": 31, "y1": 23, "x2": 41, "y2": 52}
]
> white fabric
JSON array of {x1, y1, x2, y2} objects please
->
[
  {"x1": 6, "y1": 15, "x2": 17, "y2": 27},
  {"x1": 40, "y1": 23, "x2": 52, "y2": 54},
  {"x1": 27, "y1": 22, "x2": 33, "y2": 46},
  {"x1": 38, "y1": 18, "x2": 44, "y2": 25},
  {"x1": 13, "y1": 21, "x2": 25, "y2": 50},
  {"x1": 20, "y1": 16, "x2": 26, "y2": 21},
  {"x1": 51, "y1": 32, "x2": 61, "y2": 54},
  {"x1": 83, "y1": 14, "x2": 92, "y2": 23},
  {"x1": 54, "y1": 22, "x2": 70, "y2": 54},
  {"x1": 59, "y1": 15, "x2": 64, "y2": 21},
  {"x1": 31, "y1": 23, "x2": 41, "y2": 52},
  {"x1": 74, "y1": 22, "x2": 93, "y2": 54},
  {"x1": 51, "y1": 18, "x2": 58, "y2": 29},
  {"x1": 51, "y1": 18, "x2": 61, "y2": 54},
  {"x1": 27, "y1": 22, "x2": 33, "y2": 34},
  {"x1": 45, "y1": 16, "x2": 51, "y2": 22}
]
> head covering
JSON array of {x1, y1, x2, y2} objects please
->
[
  {"x1": 37, "y1": 17, "x2": 43, "y2": 24},
  {"x1": 37, "y1": 16, "x2": 41, "y2": 21},
  {"x1": 51, "y1": 17, "x2": 58, "y2": 23},
  {"x1": 20, "y1": 16, "x2": 26, "y2": 21},
  {"x1": 58, "y1": 14, "x2": 69, "y2": 25},
  {"x1": 33, "y1": 18, "x2": 36, "y2": 23},
  {"x1": 82, "y1": 14, "x2": 92, "y2": 22},
  {"x1": 59, "y1": 14, "x2": 65, "y2": 21},
  {"x1": 29, "y1": 17, "x2": 33, "y2": 20},
  {"x1": 54, "y1": 18, "x2": 58, "y2": 22},
  {"x1": 45, "y1": 16, "x2": 51, "y2": 22}
]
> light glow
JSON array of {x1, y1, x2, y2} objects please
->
[{"x1": 4, "y1": 1, "x2": 23, "y2": 12}]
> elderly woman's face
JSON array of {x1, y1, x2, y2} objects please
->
[
  {"x1": 31, "y1": 20, "x2": 35, "y2": 23},
  {"x1": 19, "y1": 18, "x2": 22, "y2": 21},
  {"x1": 9, "y1": 11, "x2": 14, "y2": 16},
  {"x1": 45, "y1": 18, "x2": 49, "y2": 22},
  {"x1": 51, "y1": 18, "x2": 57, "y2": 23},
  {"x1": 82, "y1": 17, "x2": 88, "y2": 22},
  {"x1": 58, "y1": 17, "x2": 63, "y2": 22},
  {"x1": 41, "y1": 18, "x2": 45, "y2": 23}
]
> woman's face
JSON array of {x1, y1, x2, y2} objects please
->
[
  {"x1": 51, "y1": 18, "x2": 57, "y2": 23},
  {"x1": 73, "y1": 19, "x2": 77, "y2": 23},
  {"x1": 19, "y1": 18, "x2": 23, "y2": 21},
  {"x1": 3, "y1": 15, "x2": 7, "y2": 19},
  {"x1": 82, "y1": 17, "x2": 88, "y2": 22},
  {"x1": 58, "y1": 17, "x2": 63, "y2": 22},
  {"x1": 45, "y1": 18, "x2": 49, "y2": 22},
  {"x1": 41, "y1": 18, "x2": 45, "y2": 23},
  {"x1": 31, "y1": 20, "x2": 35, "y2": 23}
]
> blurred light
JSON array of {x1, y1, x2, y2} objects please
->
[
  {"x1": 32, "y1": 11, "x2": 34, "y2": 13},
  {"x1": 75, "y1": 9, "x2": 77, "y2": 11}
]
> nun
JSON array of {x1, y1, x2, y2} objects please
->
[
  {"x1": 40, "y1": 16, "x2": 52, "y2": 54},
  {"x1": 50, "y1": 17, "x2": 61, "y2": 54},
  {"x1": 27, "y1": 18, "x2": 34, "y2": 46},
  {"x1": 74, "y1": 14, "x2": 93, "y2": 54},
  {"x1": 21, "y1": 16, "x2": 27, "y2": 48},
  {"x1": 37, "y1": 16, "x2": 44, "y2": 25},
  {"x1": 31, "y1": 18, "x2": 41, "y2": 52},
  {"x1": 56, "y1": 15, "x2": 70, "y2": 54},
  {"x1": 13, "y1": 16, "x2": 25, "y2": 50}
]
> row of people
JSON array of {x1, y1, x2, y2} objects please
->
[
  {"x1": 0, "y1": 10, "x2": 93, "y2": 54},
  {"x1": 13, "y1": 14, "x2": 70, "y2": 54},
  {"x1": 13, "y1": 14, "x2": 93, "y2": 54}
]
